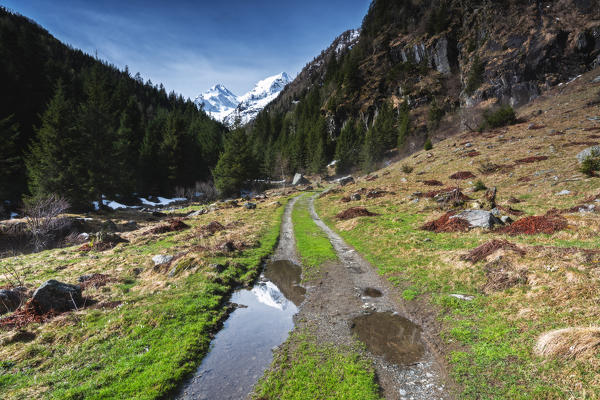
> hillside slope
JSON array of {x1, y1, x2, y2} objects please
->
[
  {"x1": 314, "y1": 67, "x2": 600, "y2": 398},
  {"x1": 240, "y1": 0, "x2": 600, "y2": 182}
]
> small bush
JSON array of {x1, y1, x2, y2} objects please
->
[
  {"x1": 401, "y1": 164, "x2": 414, "y2": 174},
  {"x1": 473, "y1": 180, "x2": 487, "y2": 192},
  {"x1": 580, "y1": 155, "x2": 600, "y2": 177},
  {"x1": 424, "y1": 138, "x2": 433, "y2": 151},
  {"x1": 480, "y1": 106, "x2": 516, "y2": 130}
]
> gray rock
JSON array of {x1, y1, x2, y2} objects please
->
[
  {"x1": 450, "y1": 294, "x2": 474, "y2": 301},
  {"x1": 500, "y1": 216, "x2": 513, "y2": 224},
  {"x1": 576, "y1": 146, "x2": 600, "y2": 163},
  {"x1": 556, "y1": 190, "x2": 571, "y2": 196},
  {"x1": 593, "y1": 76, "x2": 600, "y2": 83},
  {"x1": 350, "y1": 193, "x2": 362, "y2": 201},
  {"x1": 464, "y1": 143, "x2": 473, "y2": 148},
  {"x1": 31, "y1": 280, "x2": 83, "y2": 314},
  {"x1": 292, "y1": 173, "x2": 309, "y2": 186},
  {"x1": 338, "y1": 176, "x2": 355, "y2": 186},
  {"x1": 0, "y1": 288, "x2": 26, "y2": 315},
  {"x1": 244, "y1": 202, "x2": 257, "y2": 210},
  {"x1": 491, "y1": 208, "x2": 502, "y2": 217},
  {"x1": 152, "y1": 255, "x2": 174, "y2": 266},
  {"x1": 450, "y1": 210, "x2": 503, "y2": 229},
  {"x1": 187, "y1": 209, "x2": 207, "y2": 217}
]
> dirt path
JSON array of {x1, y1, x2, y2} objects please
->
[{"x1": 287, "y1": 195, "x2": 450, "y2": 400}]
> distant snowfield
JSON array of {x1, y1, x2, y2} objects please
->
[{"x1": 92, "y1": 196, "x2": 187, "y2": 210}]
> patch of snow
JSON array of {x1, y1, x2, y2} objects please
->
[
  {"x1": 10, "y1": 212, "x2": 18, "y2": 219},
  {"x1": 140, "y1": 197, "x2": 186, "y2": 206},
  {"x1": 327, "y1": 160, "x2": 338, "y2": 167}
]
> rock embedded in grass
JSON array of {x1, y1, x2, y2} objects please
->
[
  {"x1": 152, "y1": 254, "x2": 174, "y2": 266},
  {"x1": 450, "y1": 210, "x2": 503, "y2": 229},
  {"x1": 31, "y1": 280, "x2": 83, "y2": 314}
]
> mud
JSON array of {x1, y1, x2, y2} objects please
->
[
  {"x1": 362, "y1": 287, "x2": 383, "y2": 298},
  {"x1": 352, "y1": 312, "x2": 424, "y2": 365},
  {"x1": 294, "y1": 195, "x2": 449, "y2": 400}
]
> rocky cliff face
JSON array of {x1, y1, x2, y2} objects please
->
[{"x1": 262, "y1": 0, "x2": 600, "y2": 153}]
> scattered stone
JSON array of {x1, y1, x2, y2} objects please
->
[
  {"x1": 244, "y1": 202, "x2": 257, "y2": 210},
  {"x1": 338, "y1": 176, "x2": 355, "y2": 186},
  {"x1": 501, "y1": 216, "x2": 513, "y2": 224},
  {"x1": 576, "y1": 145, "x2": 600, "y2": 163},
  {"x1": 152, "y1": 255, "x2": 174, "y2": 266},
  {"x1": 450, "y1": 294, "x2": 474, "y2": 301},
  {"x1": 187, "y1": 209, "x2": 207, "y2": 217},
  {"x1": 593, "y1": 76, "x2": 600, "y2": 83},
  {"x1": 31, "y1": 280, "x2": 83, "y2": 314},
  {"x1": 464, "y1": 143, "x2": 473, "y2": 148},
  {"x1": 0, "y1": 289, "x2": 26, "y2": 315},
  {"x1": 292, "y1": 173, "x2": 309, "y2": 186},
  {"x1": 450, "y1": 210, "x2": 503, "y2": 229},
  {"x1": 350, "y1": 193, "x2": 362, "y2": 201}
]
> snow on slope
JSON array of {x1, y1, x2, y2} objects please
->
[
  {"x1": 195, "y1": 73, "x2": 290, "y2": 126},
  {"x1": 194, "y1": 84, "x2": 240, "y2": 122}
]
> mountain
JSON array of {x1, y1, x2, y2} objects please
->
[
  {"x1": 195, "y1": 72, "x2": 290, "y2": 126},
  {"x1": 224, "y1": 72, "x2": 290, "y2": 126},
  {"x1": 236, "y1": 0, "x2": 600, "y2": 181},
  {"x1": 193, "y1": 84, "x2": 239, "y2": 122}
]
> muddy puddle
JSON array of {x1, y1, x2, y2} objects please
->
[
  {"x1": 352, "y1": 312, "x2": 424, "y2": 365},
  {"x1": 176, "y1": 260, "x2": 304, "y2": 400},
  {"x1": 362, "y1": 287, "x2": 383, "y2": 298}
]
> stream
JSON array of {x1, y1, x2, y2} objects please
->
[{"x1": 175, "y1": 197, "x2": 302, "y2": 400}]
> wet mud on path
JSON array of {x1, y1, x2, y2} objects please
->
[{"x1": 291, "y1": 194, "x2": 450, "y2": 400}]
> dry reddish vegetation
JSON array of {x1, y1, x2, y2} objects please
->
[
  {"x1": 421, "y1": 212, "x2": 470, "y2": 233},
  {"x1": 449, "y1": 171, "x2": 476, "y2": 180},
  {"x1": 563, "y1": 141, "x2": 599, "y2": 147},
  {"x1": 336, "y1": 207, "x2": 378, "y2": 220},
  {"x1": 198, "y1": 221, "x2": 225, "y2": 237},
  {"x1": 466, "y1": 151, "x2": 481, "y2": 157},
  {"x1": 496, "y1": 205, "x2": 525, "y2": 216},
  {"x1": 422, "y1": 180, "x2": 444, "y2": 186},
  {"x1": 515, "y1": 156, "x2": 549, "y2": 164},
  {"x1": 148, "y1": 218, "x2": 189, "y2": 234},
  {"x1": 0, "y1": 303, "x2": 58, "y2": 329},
  {"x1": 462, "y1": 239, "x2": 526, "y2": 263},
  {"x1": 423, "y1": 187, "x2": 471, "y2": 202},
  {"x1": 498, "y1": 213, "x2": 567, "y2": 235},
  {"x1": 78, "y1": 273, "x2": 114, "y2": 289},
  {"x1": 483, "y1": 259, "x2": 529, "y2": 293},
  {"x1": 517, "y1": 176, "x2": 532, "y2": 182}
]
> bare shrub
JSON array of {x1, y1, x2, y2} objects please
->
[
  {"x1": 23, "y1": 194, "x2": 70, "y2": 252},
  {"x1": 197, "y1": 181, "x2": 218, "y2": 202},
  {"x1": 0, "y1": 261, "x2": 24, "y2": 288}
]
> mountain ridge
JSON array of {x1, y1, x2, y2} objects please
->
[{"x1": 194, "y1": 72, "x2": 290, "y2": 126}]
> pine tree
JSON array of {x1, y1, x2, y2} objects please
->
[
  {"x1": 0, "y1": 115, "x2": 21, "y2": 201},
  {"x1": 335, "y1": 119, "x2": 363, "y2": 174},
  {"x1": 397, "y1": 102, "x2": 410, "y2": 147},
  {"x1": 26, "y1": 82, "x2": 88, "y2": 208},
  {"x1": 113, "y1": 96, "x2": 142, "y2": 195},
  {"x1": 213, "y1": 129, "x2": 255, "y2": 197}
]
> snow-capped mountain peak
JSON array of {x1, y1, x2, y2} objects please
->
[{"x1": 195, "y1": 72, "x2": 290, "y2": 126}]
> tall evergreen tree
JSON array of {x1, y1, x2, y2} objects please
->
[
  {"x1": 213, "y1": 129, "x2": 255, "y2": 197},
  {"x1": 27, "y1": 82, "x2": 88, "y2": 208},
  {"x1": 335, "y1": 119, "x2": 363, "y2": 174},
  {"x1": 0, "y1": 115, "x2": 21, "y2": 201}
]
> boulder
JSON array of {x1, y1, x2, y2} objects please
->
[
  {"x1": 292, "y1": 173, "x2": 309, "y2": 186},
  {"x1": 0, "y1": 288, "x2": 26, "y2": 315},
  {"x1": 31, "y1": 280, "x2": 83, "y2": 314},
  {"x1": 350, "y1": 193, "x2": 362, "y2": 201},
  {"x1": 152, "y1": 254, "x2": 174, "y2": 266},
  {"x1": 244, "y1": 202, "x2": 257, "y2": 210},
  {"x1": 187, "y1": 209, "x2": 206, "y2": 217},
  {"x1": 576, "y1": 146, "x2": 600, "y2": 163},
  {"x1": 556, "y1": 190, "x2": 572, "y2": 196},
  {"x1": 338, "y1": 176, "x2": 355, "y2": 186},
  {"x1": 450, "y1": 210, "x2": 503, "y2": 229}
]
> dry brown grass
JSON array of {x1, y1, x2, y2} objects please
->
[{"x1": 534, "y1": 327, "x2": 600, "y2": 360}]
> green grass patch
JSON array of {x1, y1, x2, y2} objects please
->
[
  {"x1": 253, "y1": 332, "x2": 382, "y2": 400},
  {"x1": 0, "y1": 199, "x2": 290, "y2": 400},
  {"x1": 292, "y1": 195, "x2": 337, "y2": 280}
]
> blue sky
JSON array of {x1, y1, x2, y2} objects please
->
[{"x1": 3, "y1": 0, "x2": 371, "y2": 99}]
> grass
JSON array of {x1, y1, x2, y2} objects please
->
[
  {"x1": 253, "y1": 193, "x2": 381, "y2": 400},
  {"x1": 0, "y1": 197, "x2": 290, "y2": 399},
  {"x1": 313, "y1": 73, "x2": 600, "y2": 399},
  {"x1": 253, "y1": 332, "x2": 381, "y2": 400},
  {"x1": 291, "y1": 194, "x2": 337, "y2": 280}
]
